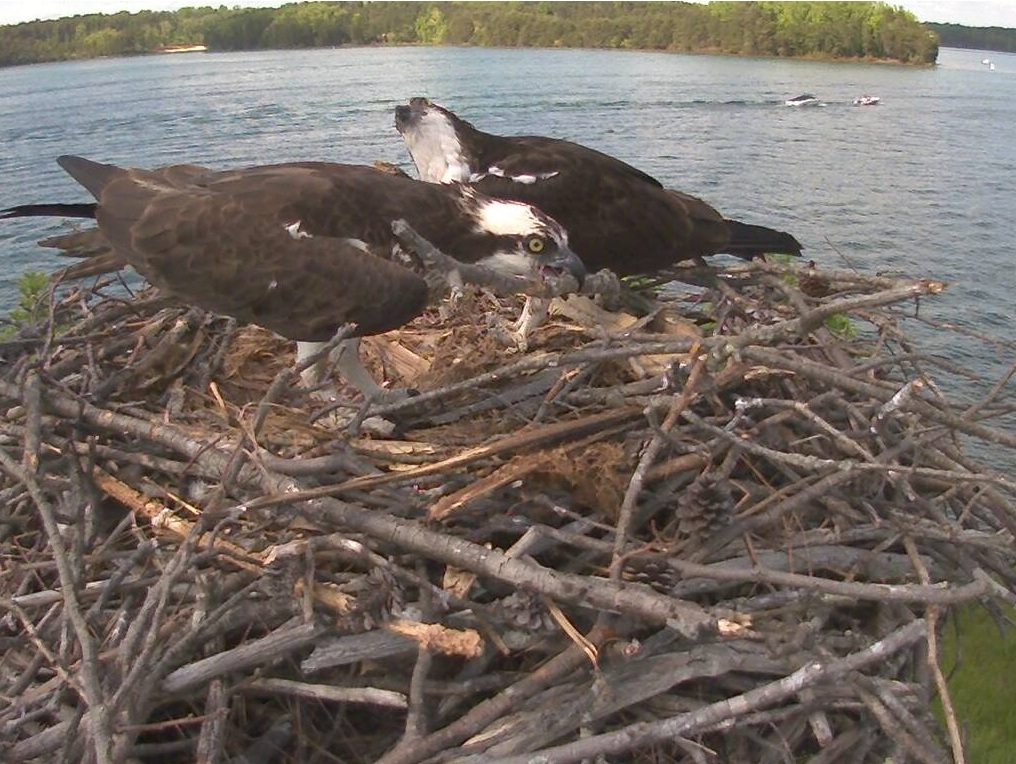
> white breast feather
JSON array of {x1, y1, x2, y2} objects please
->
[{"x1": 409, "y1": 111, "x2": 472, "y2": 183}]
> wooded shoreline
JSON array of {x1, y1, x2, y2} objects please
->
[{"x1": 1, "y1": 1, "x2": 939, "y2": 68}]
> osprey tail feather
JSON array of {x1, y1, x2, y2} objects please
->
[
  {"x1": 0, "y1": 202, "x2": 96, "y2": 219},
  {"x1": 57, "y1": 155, "x2": 125, "y2": 199},
  {"x1": 0, "y1": 155, "x2": 121, "y2": 224}
]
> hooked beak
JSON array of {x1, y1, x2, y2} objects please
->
[
  {"x1": 394, "y1": 98, "x2": 431, "y2": 133},
  {"x1": 394, "y1": 104, "x2": 412, "y2": 133},
  {"x1": 539, "y1": 245, "x2": 586, "y2": 288}
]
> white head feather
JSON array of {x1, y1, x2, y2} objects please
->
[{"x1": 472, "y1": 197, "x2": 547, "y2": 237}]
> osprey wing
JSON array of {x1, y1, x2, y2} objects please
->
[
  {"x1": 194, "y1": 163, "x2": 461, "y2": 256},
  {"x1": 463, "y1": 147, "x2": 730, "y2": 275},
  {"x1": 473, "y1": 136, "x2": 664, "y2": 189},
  {"x1": 84, "y1": 160, "x2": 428, "y2": 341}
]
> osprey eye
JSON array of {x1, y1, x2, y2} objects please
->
[{"x1": 527, "y1": 237, "x2": 545, "y2": 254}]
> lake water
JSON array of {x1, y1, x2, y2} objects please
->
[{"x1": 1, "y1": 45, "x2": 1014, "y2": 461}]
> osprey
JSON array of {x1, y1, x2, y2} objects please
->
[
  {"x1": 394, "y1": 97, "x2": 803, "y2": 276},
  {"x1": 2, "y1": 156, "x2": 586, "y2": 398}
]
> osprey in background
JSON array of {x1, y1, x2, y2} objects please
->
[
  {"x1": 394, "y1": 97, "x2": 803, "y2": 276},
  {"x1": 2, "y1": 156, "x2": 586, "y2": 399}
]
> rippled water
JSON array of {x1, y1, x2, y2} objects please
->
[{"x1": 2, "y1": 45, "x2": 1014, "y2": 459}]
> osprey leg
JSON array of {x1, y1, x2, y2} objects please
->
[
  {"x1": 296, "y1": 338, "x2": 383, "y2": 399},
  {"x1": 512, "y1": 296, "x2": 551, "y2": 352}
]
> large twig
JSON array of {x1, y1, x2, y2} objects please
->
[
  {"x1": 467, "y1": 619, "x2": 929, "y2": 764},
  {"x1": 0, "y1": 449, "x2": 116, "y2": 763}
]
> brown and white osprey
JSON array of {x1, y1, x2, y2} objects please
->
[
  {"x1": 2, "y1": 156, "x2": 586, "y2": 397},
  {"x1": 394, "y1": 97, "x2": 803, "y2": 276}
]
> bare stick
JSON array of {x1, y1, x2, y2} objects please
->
[
  {"x1": 375, "y1": 625, "x2": 612, "y2": 764},
  {"x1": 0, "y1": 448, "x2": 116, "y2": 763},
  {"x1": 472, "y1": 620, "x2": 929, "y2": 764}
]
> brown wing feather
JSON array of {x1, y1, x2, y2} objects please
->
[
  {"x1": 448, "y1": 128, "x2": 734, "y2": 273},
  {"x1": 41, "y1": 227, "x2": 128, "y2": 281},
  {"x1": 468, "y1": 167, "x2": 730, "y2": 275},
  {"x1": 91, "y1": 164, "x2": 427, "y2": 341},
  {"x1": 46, "y1": 158, "x2": 514, "y2": 278},
  {"x1": 478, "y1": 136, "x2": 664, "y2": 189},
  {"x1": 141, "y1": 163, "x2": 477, "y2": 260}
]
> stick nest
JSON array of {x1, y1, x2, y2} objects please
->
[{"x1": 1, "y1": 261, "x2": 1014, "y2": 764}]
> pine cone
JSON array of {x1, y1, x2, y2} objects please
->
[
  {"x1": 676, "y1": 473, "x2": 735, "y2": 546},
  {"x1": 626, "y1": 556, "x2": 679, "y2": 593},
  {"x1": 339, "y1": 566, "x2": 406, "y2": 630},
  {"x1": 496, "y1": 591, "x2": 556, "y2": 632}
]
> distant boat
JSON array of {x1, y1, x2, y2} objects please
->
[
  {"x1": 853, "y1": 95, "x2": 881, "y2": 106},
  {"x1": 785, "y1": 94, "x2": 821, "y2": 107},
  {"x1": 156, "y1": 44, "x2": 208, "y2": 54},
  {"x1": 982, "y1": 58, "x2": 992, "y2": 65}
]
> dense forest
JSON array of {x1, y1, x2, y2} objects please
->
[
  {"x1": 0, "y1": 2, "x2": 939, "y2": 68},
  {"x1": 927, "y1": 22, "x2": 1016, "y2": 53}
]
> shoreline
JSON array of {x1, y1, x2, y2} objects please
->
[{"x1": 0, "y1": 41, "x2": 939, "y2": 71}]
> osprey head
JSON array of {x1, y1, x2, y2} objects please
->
[
  {"x1": 395, "y1": 97, "x2": 476, "y2": 184},
  {"x1": 462, "y1": 189, "x2": 585, "y2": 287}
]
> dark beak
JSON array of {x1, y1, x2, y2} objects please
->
[
  {"x1": 394, "y1": 104, "x2": 412, "y2": 133},
  {"x1": 540, "y1": 245, "x2": 586, "y2": 288},
  {"x1": 395, "y1": 98, "x2": 432, "y2": 133}
]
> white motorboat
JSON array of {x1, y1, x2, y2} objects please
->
[
  {"x1": 853, "y1": 95, "x2": 881, "y2": 106},
  {"x1": 785, "y1": 94, "x2": 820, "y2": 107}
]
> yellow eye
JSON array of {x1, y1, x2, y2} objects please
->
[{"x1": 527, "y1": 237, "x2": 545, "y2": 254}]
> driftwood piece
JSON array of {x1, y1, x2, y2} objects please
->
[{"x1": 0, "y1": 258, "x2": 1013, "y2": 763}]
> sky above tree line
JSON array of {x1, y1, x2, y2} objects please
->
[{"x1": 1, "y1": 1, "x2": 1014, "y2": 30}]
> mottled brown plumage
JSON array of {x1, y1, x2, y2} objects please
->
[{"x1": 56, "y1": 157, "x2": 430, "y2": 342}]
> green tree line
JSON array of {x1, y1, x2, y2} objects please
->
[
  {"x1": 0, "y1": 1, "x2": 938, "y2": 68},
  {"x1": 927, "y1": 22, "x2": 1016, "y2": 53}
]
